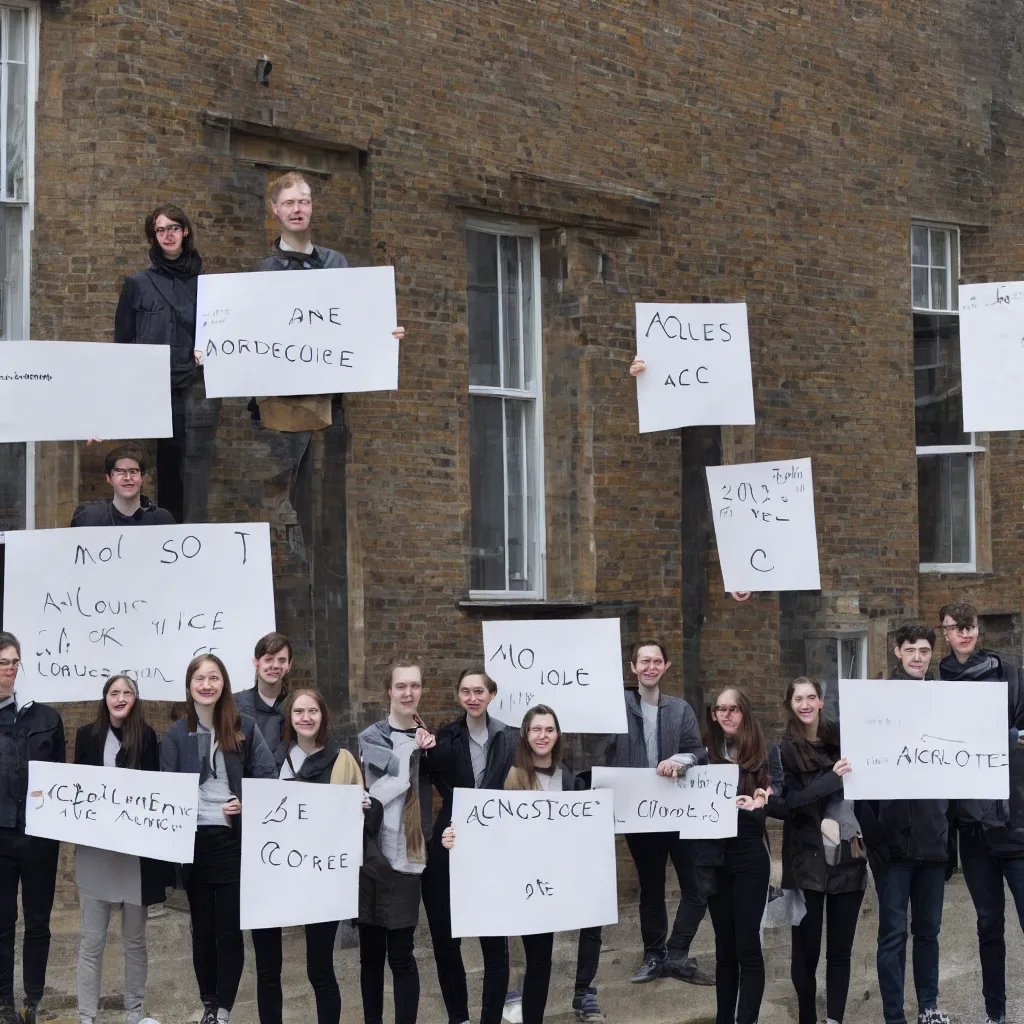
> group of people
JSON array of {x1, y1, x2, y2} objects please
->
[{"x1": 1, "y1": 598, "x2": 1023, "y2": 1024}]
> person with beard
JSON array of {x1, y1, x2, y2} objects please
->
[
  {"x1": 937, "y1": 599, "x2": 1024, "y2": 1024},
  {"x1": 114, "y1": 204, "x2": 219, "y2": 524}
]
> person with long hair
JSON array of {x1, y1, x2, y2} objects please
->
[
  {"x1": 73, "y1": 675, "x2": 166, "y2": 1024},
  {"x1": 662, "y1": 687, "x2": 770, "y2": 1024},
  {"x1": 769, "y1": 678, "x2": 866, "y2": 1024},
  {"x1": 357, "y1": 659, "x2": 436, "y2": 1024},
  {"x1": 160, "y1": 654, "x2": 276, "y2": 1024}
]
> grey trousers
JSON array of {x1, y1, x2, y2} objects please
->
[{"x1": 77, "y1": 896, "x2": 147, "y2": 1019}]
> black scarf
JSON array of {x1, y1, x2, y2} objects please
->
[
  {"x1": 271, "y1": 239, "x2": 324, "y2": 269},
  {"x1": 149, "y1": 244, "x2": 203, "y2": 279},
  {"x1": 939, "y1": 648, "x2": 1003, "y2": 681},
  {"x1": 787, "y1": 734, "x2": 840, "y2": 776}
]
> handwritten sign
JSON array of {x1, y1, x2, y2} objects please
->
[
  {"x1": 239, "y1": 779, "x2": 363, "y2": 930},
  {"x1": 0, "y1": 341, "x2": 172, "y2": 442},
  {"x1": 197, "y1": 267, "x2": 399, "y2": 398},
  {"x1": 2, "y1": 523, "x2": 275, "y2": 703},
  {"x1": 634, "y1": 302, "x2": 755, "y2": 432},
  {"x1": 24, "y1": 761, "x2": 198, "y2": 862},
  {"x1": 839, "y1": 679, "x2": 1009, "y2": 800},
  {"x1": 481, "y1": 618, "x2": 627, "y2": 734},
  {"x1": 959, "y1": 282, "x2": 1024, "y2": 431},
  {"x1": 706, "y1": 458, "x2": 820, "y2": 592},
  {"x1": 591, "y1": 766, "x2": 739, "y2": 837},
  {"x1": 449, "y1": 787, "x2": 618, "y2": 937}
]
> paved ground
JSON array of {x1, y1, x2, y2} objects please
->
[{"x1": 15, "y1": 870, "x2": 1023, "y2": 1024}]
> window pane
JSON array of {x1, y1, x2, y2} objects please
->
[
  {"x1": 0, "y1": 441, "x2": 25, "y2": 530},
  {"x1": 929, "y1": 229, "x2": 947, "y2": 268},
  {"x1": 5, "y1": 9, "x2": 24, "y2": 63},
  {"x1": 914, "y1": 314, "x2": 966, "y2": 446},
  {"x1": 467, "y1": 230, "x2": 500, "y2": 388},
  {"x1": 6, "y1": 58, "x2": 26, "y2": 202},
  {"x1": 500, "y1": 235, "x2": 522, "y2": 391},
  {"x1": 918, "y1": 452, "x2": 971, "y2": 564},
  {"x1": 469, "y1": 395, "x2": 506, "y2": 590},
  {"x1": 948, "y1": 231, "x2": 959, "y2": 309},
  {"x1": 505, "y1": 400, "x2": 527, "y2": 588},
  {"x1": 930, "y1": 267, "x2": 948, "y2": 312},
  {"x1": 911, "y1": 267, "x2": 929, "y2": 309},
  {"x1": 911, "y1": 225, "x2": 928, "y2": 266},
  {"x1": 519, "y1": 236, "x2": 537, "y2": 389},
  {"x1": 840, "y1": 637, "x2": 865, "y2": 679}
]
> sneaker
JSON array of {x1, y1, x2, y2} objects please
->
[
  {"x1": 663, "y1": 953, "x2": 714, "y2": 986},
  {"x1": 20, "y1": 1003, "x2": 36, "y2": 1024},
  {"x1": 630, "y1": 956, "x2": 664, "y2": 983},
  {"x1": 125, "y1": 1010, "x2": 146, "y2": 1024},
  {"x1": 917, "y1": 1012, "x2": 950, "y2": 1024},
  {"x1": 199, "y1": 1006, "x2": 218, "y2": 1024},
  {"x1": 572, "y1": 988, "x2": 605, "y2": 1023}
]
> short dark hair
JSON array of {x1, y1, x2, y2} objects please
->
[
  {"x1": 631, "y1": 639, "x2": 668, "y2": 664},
  {"x1": 0, "y1": 632, "x2": 20, "y2": 657},
  {"x1": 144, "y1": 204, "x2": 195, "y2": 252},
  {"x1": 104, "y1": 444, "x2": 148, "y2": 476},
  {"x1": 456, "y1": 667, "x2": 497, "y2": 694},
  {"x1": 939, "y1": 600, "x2": 978, "y2": 629},
  {"x1": 894, "y1": 622, "x2": 936, "y2": 648},
  {"x1": 254, "y1": 631, "x2": 293, "y2": 662}
]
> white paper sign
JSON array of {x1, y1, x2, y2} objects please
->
[
  {"x1": 591, "y1": 765, "x2": 739, "y2": 837},
  {"x1": 197, "y1": 267, "x2": 399, "y2": 398},
  {"x1": 839, "y1": 679, "x2": 1009, "y2": 800},
  {"x1": 25, "y1": 761, "x2": 198, "y2": 862},
  {"x1": 3, "y1": 523, "x2": 275, "y2": 703},
  {"x1": 0, "y1": 340, "x2": 172, "y2": 442},
  {"x1": 706, "y1": 458, "x2": 820, "y2": 592},
  {"x1": 481, "y1": 618, "x2": 627, "y2": 734},
  {"x1": 240, "y1": 779, "x2": 363, "y2": 930},
  {"x1": 449, "y1": 787, "x2": 618, "y2": 937},
  {"x1": 634, "y1": 303, "x2": 755, "y2": 432},
  {"x1": 959, "y1": 282, "x2": 1024, "y2": 432}
]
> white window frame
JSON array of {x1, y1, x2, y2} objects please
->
[
  {"x1": 466, "y1": 220, "x2": 546, "y2": 600},
  {"x1": 912, "y1": 223, "x2": 978, "y2": 573}
]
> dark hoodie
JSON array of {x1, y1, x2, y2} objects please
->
[
  {"x1": 70, "y1": 495, "x2": 176, "y2": 527},
  {"x1": 235, "y1": 686, "x2": 287, "y2": 751}
]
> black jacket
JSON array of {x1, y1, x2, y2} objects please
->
[
  {"x1": 0, "y1": 700, "x2": 65, "y2": 832},
  {"x1": 273, "y1": 739, "x2": 342, "y2": 784},
  {"x1": 235, "y1": 687, "x2": 286, "y2": 752},
  {"x1": 114, "y1": 257, "x2": 201, "y2": 391},
  {"x1": 74, "y1": 721, "x2": 173, "y2": 905},
  {"x1": 70, "y1": 495, "x2": 176, "y2": 528},
  {"x1": 940, "y1": 648, "x2": 1024, "y2": 856},
  {"x1": 769, "y1": 739, "x2": 866, "y2": 894}
]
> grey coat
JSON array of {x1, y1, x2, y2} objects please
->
[{"x1": 604, "y1": 690, "x2": 706, "y2": 769}]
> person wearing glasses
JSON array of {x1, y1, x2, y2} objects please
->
[
  {"x1": 70, "y1": 445, "x2": 175, "y2": 527},
  {"x1": 938, "y1": 599, "x2": 1024, "y2": 1024},
  {"x1": 0, "y1": 632, "x2": 66, "y2": 1024},
  {"x1": 114, "y1": 204, "x2": 219, "y2": 525}
]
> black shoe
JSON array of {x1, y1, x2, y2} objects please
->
[
  {"x1": 630, "y1": 956, "x2": 665, "y2": 983},
  {"x1": 20, "y1": 1004, "x2": 37, "y2": 1024},
  {"x1": 663, "y1": 954, "x2": 714, "y2": 986},
  {"x1": 199, "y1": 1005, "x2": 217, "y2": 1024}
]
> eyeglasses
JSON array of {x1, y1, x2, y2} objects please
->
[
  {"x1": 110, "y1": 468, "x2": 142, "y2": 479},
  {"x1": 0, "y1": 658, "x2": 20, "y2": 670},
  {"x1": 714, "y1": 705, "x2": 741, "y2": 716},
  {"x1": 154, "y1": 225, "x2": 183, "y2": 237},
  {"x1": 277, "y1": 198, "x2": 312, "y2": 209},
  {"x1": 941, "y1": 624, "x2": 976, "y2": 635}
]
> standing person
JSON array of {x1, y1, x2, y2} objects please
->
[
  {"x1": 74, "y1": 676, "x2": 168, "y2": 1024},
  {"x1": 769, "y1": 678, "x2": 866, "y2": 1024},
  {"x1": 670, "y1": 687, "x2": 770, "y2": 1024},
  {"x1": 604, "y1": 640, "x2": 712, "y2": 985},
  {"x1": 252, "y1": 688, "x2": 364, "y2": 1024},
  {"x1": 160, "y1": 654, "x2": 276, "y2": 1024},
  {"x1": 114, "y1": 204, "x2": 218, "y2": 524},
  {"x1": 234, "y1": 632, "x2": 294, "y2": 751},
  {"x1": 70, "y1": 445, "x2": 176, "y2": 527},
  {"x1": 357, "y1": 659, "x2": 436, "y2": 1024},
  {"x1": 855, "y1": 623, "x2": 951, "y2": 1024},
  {"x1": 422, "y1": 669, "x2": 517, "y2": 1024},
  {"x1": 440, "y1": 705, "x2": 574, "y2": 1024},
  {"x1": 0, "y1": 632, "x2": 64, "y2": 1024},
  {"x1": 937, "y1": 599, "x2": 1024, "y2": 1024}
]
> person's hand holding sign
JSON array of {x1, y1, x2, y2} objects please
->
[{"x1": 630, "y1": 356, "x2": 646, "y2": 376}]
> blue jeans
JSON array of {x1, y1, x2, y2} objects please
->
[
  {"x1": 875, "y1": 860, "x2": 945, "y2": 1024},
  {"x1": 958, "y1": 825, "x2": 1024, "y2": 1022}
]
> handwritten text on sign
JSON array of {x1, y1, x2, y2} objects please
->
[
  {"x1": 449, "y1": 788, "x2": 618, "y2": 937},
  {"x1": 0, "y1": 340, "x2": 172, "y2": 443},
  {"x1": 240, "y1": 779, "x2": 363, "y2": 930},
  {"x1": 25, "y1": 761, "x2": 198, "y2": 862},
  {"x1": 839, "y1": 679, "x2": 1009, "y2": 800},
  {"x1": 706, "y1": 458, "x2": 820, "y2": 592},
  {"x1": 198, "y1": 267, "x2": 399, "y2": 398},
  {"x1": 958, "y1": 282, "x2": 1024, "y2": 432},
  {"x1": 591, "y1": 766, "x2": 739, "y2": 837},
  {"x1": 634, "y1": 303, "x2": 755, "y2": 432},
  {"x1": 482, "y1": 618, "x2": 627, "y2": 734},
  {"x1": 2, "y1": 524, "x2": 275, "y2": 703}
]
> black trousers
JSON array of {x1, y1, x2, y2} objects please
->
[
  {"x1": 790, "y1": 888, "x2": 864, "y2": 1024},
  {"x1": 625, "y1": 831, "x2": 707, "y2": 956},
  {"x1": 422, "y1": 852, "x2": 508, "y2": 1024},
  {"x1": 158, "y1": 378, "x2": 221, "y2": 524},
  {"x1": 359, "y1": 924, "x2": 418, "y2": 1024},
  {"x1": 0, "y1": 830, "x2": 59, "y2": 1007},
  {"x1": 251, "y1": 921, "x2": 341, "y2": 1024},
  {"x1": 521, "y1": 933, "x2": 554, "y2": 1024}
]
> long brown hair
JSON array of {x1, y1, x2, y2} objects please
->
[
  {"x1": 185, "y1": 654, "x2": 243, "y2": 753},
  {"x1": 703, "y1": 686, "x2": 769, "y2": 796},
  {"x1": 511, "y1": 704, "x2": 564, "y2": 792},
  {"x1": 92, "y1": 674, "x2": 146, "y2": 769},
  {"x1": 281, "y1": 687, "x2": 331, "y2": 749},
  {"x1": 781, "y1": 676, "x2": 839, "y2": 748}
]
